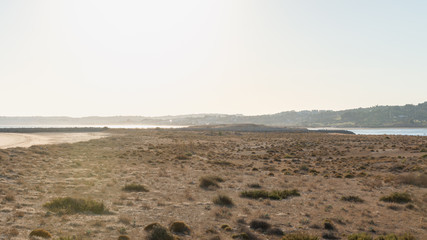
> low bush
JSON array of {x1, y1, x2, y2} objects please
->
[
  {"x1": 249, "y1": 220, "x2": 271, "y2": 232},
  {"x1": 43, "y1": 197, "x2": 107, "y2": 214},
  {"x1": 169, "y1": 221, "x2": 191, "y2": 235},
  {"x1": 146, "y1": 224, "x2": 174, "y2": 240},
  {"x1": 380, "y1": 192, "x2": 412, "y2": 204},
  {"x1": 200, "y1": 176, "x2": 224, "y2": 189},
  {"x1": 122, "y1": 184, "x2": 149, "y2": 192},
  {"x1": 341, "y1": 195, "x2": 364, "y2": 203},
  {"x1": 248, "y1": 183, "x2": 262, "y2": 189},
  {"x1": 323, "y1": 219, "x2": 334, "y2": 230},
  {"x1": 213, "y1": 194, "x2": 234, "y2": 207},
  {"x1": 29, "y1": 229, "x2": 52, "y2": 239},
  {"x1": 240, "y1": 189, "x2": 300, "y2": 200}
]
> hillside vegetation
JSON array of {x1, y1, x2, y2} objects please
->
[{"x1": 0, "y1": 102, "x2": 426, "y2": 127}]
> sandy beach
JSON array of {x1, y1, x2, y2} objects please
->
[{"x1": 0, "y1": 132, "x2": 110, "y2": 149}]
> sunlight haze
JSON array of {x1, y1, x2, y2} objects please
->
[{"x1": 1, "y1": 0, "x2": 426, "y2": 116}]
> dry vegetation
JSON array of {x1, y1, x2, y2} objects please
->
[{"x1": 0, "y1": 129, "x2": 426, "y2": 239}]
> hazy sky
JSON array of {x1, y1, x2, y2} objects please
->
[{"x1": 1, "y1": 0, "x2": 426, "y2": 117}]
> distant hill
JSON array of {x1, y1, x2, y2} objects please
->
[{"x1": 0, "y1": 102, "x2": 426, "y2": 128}]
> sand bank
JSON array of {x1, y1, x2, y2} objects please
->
[{"x1": 0, "y1": 132, "x2": 109, "y2": 149}]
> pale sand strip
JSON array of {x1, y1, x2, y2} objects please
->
[{"x1": 0, "y1": 132, "x2": 110, "y2": 149}]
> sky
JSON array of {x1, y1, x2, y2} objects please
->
[{"x1": 0, "y1": 0, "x2": 426, "y2": 117}]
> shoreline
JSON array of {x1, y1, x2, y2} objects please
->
[{"x1": 0, "y1": 132, "x2": 110, "y2": 149}]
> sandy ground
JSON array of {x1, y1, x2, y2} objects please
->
[
  {"x1": 0, "y1": 129, "x2": 425, "y2": 240},
  {"x1": 0, "y1": 132, "x2": 110, "y2": 149}
]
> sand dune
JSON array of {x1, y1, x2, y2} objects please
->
[{"x1": 0, "y1": 132, "x2": 109, "y2": 149}]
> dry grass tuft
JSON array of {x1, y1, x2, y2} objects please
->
[{"x1": 396, "y1": 173, "x2": 427, "y2": 187}]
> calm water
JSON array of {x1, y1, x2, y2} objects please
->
[
  {"x1": 347, "y1": 128, "x2": 427, "y2": 136},
  {"x1": 310, "y1": 128, "x2": 427, "y2": 136},
  {"x1": 1, "y1": 125, "x2": 426, "y2": 136}
]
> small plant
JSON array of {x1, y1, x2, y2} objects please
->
[
  {"x1": 341, "y1": 195, "x2": 364, "y2": 203},
  {"x1": 118, "y1": 236, "x2": 130, "y2": 240},
  {"x1": 380, "y1": 192, "x2": 412, "y2": 204},
  {"x1": 169, "y1": 221, "x2": 191, "y2": 235},
  {"x1": 221, "y1": 224, "x2": 231, "y2": 230},
  {"x1": 122, "y1": 184, "x2": 149, "y2": 192},
  {"x1": 232, "y1": 233, "x2": 250, "y2": 239},
  {"x1": 146, "y1": 224, "x2": 174, "y2": 240},
  {"x1": 29, "y1": 229, "x2": 52, "y2": 239},
  {"x1": 282, "y1": 232, "x2": 319, "y2": 240},
  {"x1": 43, "y1": 197, "x2": 107, "y2": 214},
  {"x1": 248, "y1": 183, "x2": 262, "y2": 189},
  {"x1": 200, "y1": 176, "x2": 224, "y2": 189},
  {"x1": 144, "y1": 223, "x2": 162, "y2": 231},
  {"x1": 4, "y1": 192, "x2": 15, "y2": 202},
  {"x1": 249, "y1": 220, "x2": 271, "y2": 232},
  {"x1": 240, "y1": 189, "x2": 300, "y2": 200},
  {"x1": 213, "y1": 194, "x2": 234, "y2": 207},
  {"x1": 232, "y1": 226, "x2": 259, "y2": 240},
  {"x1": 323, "y1": 219, "x2": 334, "y2": 230}
]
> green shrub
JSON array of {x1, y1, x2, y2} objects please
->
[
  {"x1": 43, "y1": 197, "x2": 107, "y2": 214},
  {"x1": 29, "y1": 229, "x2": 52, "y2": 239},
  {"x1": 122, "y1": 184, "x2": 149, "y2": 192},
  {"x1": 213, "y1": 194, "x2": 234, "y2": 206},
  {"x1": 341, "y1": 195, "x2": 364, "y2": 203},
  {"x1": 118, "y1": 236, "x2": 130, "y2": 240},
  {"x1": 380, "y1": 192, "x2": 412, "y2": 204},
  {"x1": 240, "y1": 189, "x2": 299, "y2": 200}
]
